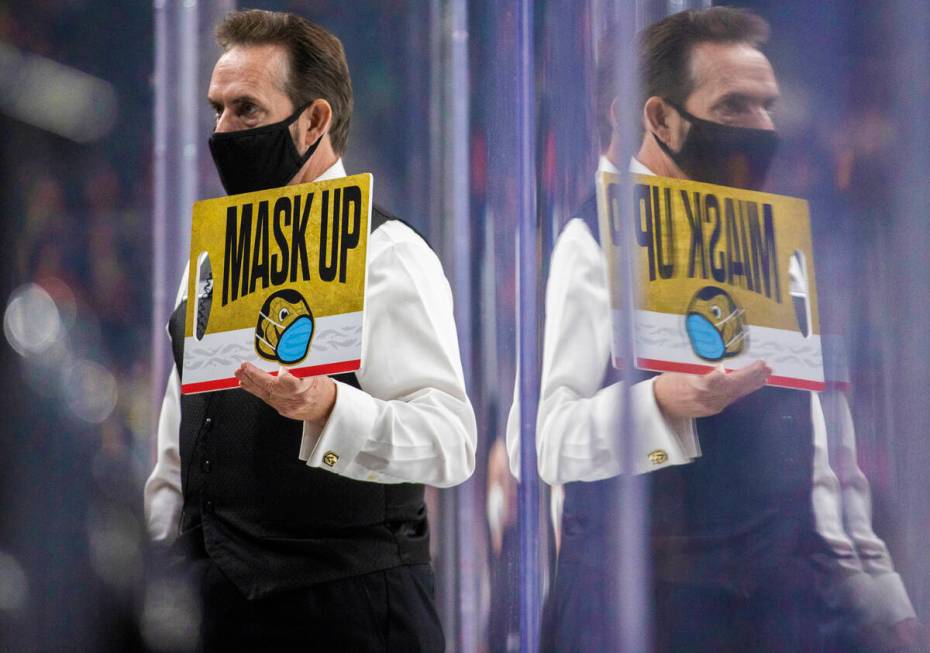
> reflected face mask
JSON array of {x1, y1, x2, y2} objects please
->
[
  {"x1": 256, "y1": 312, "x2": 314, "y2": 364},
  {"x1": 686, "y1": 307, "x2": 748, "y2": 361},
  {"x1": 208, "y1": 103, "x2": 322, "y2": 196},
  {"x1": 653, "y1": 100, "x2": 779, "y2": 190},
  {"x1": 686, "y1": 313, "x2": 727, "y2": 361}
]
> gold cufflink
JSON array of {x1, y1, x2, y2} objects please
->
[
  {"x1": 648, "y1": 449, "x2": 668, "y2": 465},
  {"x1": 322, "y1": 451, "x2": 339, "y2": 467}
]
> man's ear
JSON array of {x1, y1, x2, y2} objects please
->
[
  {"x1": 643, "y1": 96, "x2": 674, "y2": 144},
  {"x1": 608, "y1": 97, "x2": 622, "y2": 134},
  {"x1": 302, "y1": 98, "x2": 332, "y2": 145}
]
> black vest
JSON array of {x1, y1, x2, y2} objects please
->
[
  {"x1": 168, "y1": 205, "x2": 430, "y2": 599},
  {"x1": 558, "y1": 193, "x2": 821, "y2": 594}
]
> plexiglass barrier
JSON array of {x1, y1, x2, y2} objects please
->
[{"x1": 0, "y1": 1, "x2": 927, "y2": 651}]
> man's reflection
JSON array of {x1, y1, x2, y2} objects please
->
[{"x1": 513, "y1": 7, "x2": 917, "y2": 652}]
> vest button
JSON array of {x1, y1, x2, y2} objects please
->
[
  {"x1": 201, "y1": 459, "x2": 212, "y2": 473},
  {"x1": 204, "y1": 417, "x2": 213, "y2": 430},
  {"x1": 204, "y1": 500, "x2": 214, "y2": 514}
]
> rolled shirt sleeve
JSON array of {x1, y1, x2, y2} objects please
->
[
  {"x1": 819, "y1": 390, "x2": 917, "y2": 625},
  {"x1": 795, "y1": 258, "x2": 914, "y2": 626},
  {"x1": 143, "y1": 269, "x2": 189, "y2": 543},
  {"x1": 299, "y1": 221, "x2": 477, "y2": 488},
  {"x1": 143, "y1": 371, "x2": 184, "y2": 543},
  {"x1": 809, "y1": 391, "x2": 882, "y2": 623}
]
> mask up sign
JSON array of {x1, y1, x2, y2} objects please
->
[
  {"x1": 597, "y1": 171, "x2": 824, "y2": 392},
  {"x1": 180, "y1": 173, "x2": 373, "y2": 394}
]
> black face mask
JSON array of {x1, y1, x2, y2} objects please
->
[
  {"x1": 208, "y1": 103, "x2": 322, "y2": 196},
  {"x1": 652, "y1": 100, "x2": 779, "y2": 190}
]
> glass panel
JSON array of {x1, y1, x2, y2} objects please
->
[
  {"x1": 1, "y1": 2, "x2": 928, "y2": 651},
  {"x1": 470, "y1": 2, "x2": 533, "y2": 651},
  {"x1": 529, "y1": 1, "x2": 650, "y2": 650},
  {"x1": 528, "y1": 1, "x2": 930, "y2": 651},
  {"x1": 0, "y1": 2, "x2": 160, "y2": 650}
]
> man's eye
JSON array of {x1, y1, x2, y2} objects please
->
[{"x1": 721, "y1": 98, "x2": 744, "y2": 114}]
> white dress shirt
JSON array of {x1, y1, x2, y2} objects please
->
[
  {"x1": 144, "y1": 159, "x2": 477, "y2": 543},
  {"x1": 507, "y1": 154, "x2": 914, "y2": 625}
]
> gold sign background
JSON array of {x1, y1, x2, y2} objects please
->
[
  {"x1": 186, "y1": 173, "x2": 372, "y2": 337},
  {"x1": 596, "y1": 171, "x2": 819, "y2": 335}
]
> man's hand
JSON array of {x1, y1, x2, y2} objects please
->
[
  {"x1": 234, "y1": 362, "x2": 337, "y2": 428},
  {"x1": 653, "y1": 360, "x2": 771, "y2": 419}
]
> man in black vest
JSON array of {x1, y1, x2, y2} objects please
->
[
  {"x1": 144, "y1": 10, "x2": 476, "y2": 651},
  {"x1": 529, "y1": 7, "x2": 917, "y2": 652}
]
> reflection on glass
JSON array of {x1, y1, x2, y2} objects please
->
[{"x1": 519, "y1": 6, "x2": 919, "y2": 652}]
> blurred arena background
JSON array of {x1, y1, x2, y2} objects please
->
[{"x1": 0, "y1": 1, "x2": 927, "y2": 651}]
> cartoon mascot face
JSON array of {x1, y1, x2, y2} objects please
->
[
  {"x1": 685, "y1": 286, "x2": 748, "y2": 362},
  {"x1": 254, "y1": 289, "x2": 314, "y2": 365}
]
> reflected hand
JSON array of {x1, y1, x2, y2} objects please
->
[
  {"x1": 235, "y1": 362, "x2": 336, "y2": 428},
  {"x1": 653, "y1": 360, "x2": 771, "y2": 419},
  {"x1": 487, "y1": 438, "x2": 517, "y2": 555}
]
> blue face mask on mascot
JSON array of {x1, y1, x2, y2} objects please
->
[
  {"x1": 256, "y1": 311, "x2": 314, "y2": 364},
  {"x1": 685, "y1": 285, "x2": 749, "y2": 362},
  {"x1": 686, "y1": 313, "x2": 727, "y2": 361},
  {"x1": 274, "y1": 315, "x2": 313, "y2": 364}
]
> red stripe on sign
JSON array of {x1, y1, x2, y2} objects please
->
[
  {"x1": 181, "y1": 359, "x2": 362, "y2": 395},
  {"x1": 766, "y1": 375, "x2": 826, "y2": 392},
  {"x1": 634, "y1": 358, "x2": 826, "y2": 392},
  {"x1": 636, "y1": 358, "x2": 714, "y2": 376},
  {"x1": 286, "y1": 360, "x2": 361, "y2": 379}
]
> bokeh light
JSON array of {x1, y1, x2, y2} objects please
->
[
  {"x1": 86, "y1": 506, "x2": 143, "y2": 591},
  {"x1": 141, "y1": 578, "x2": 200, "y2": 652},
  {"x1": 3, "y1": 283, "x2": 62, "y2": 357},
  {"x1": 0, "y1": 552, "x2": 29, "y2": 615},
  {"x1": 62, "y1": 359, "x2": 119, "y2": 424}
]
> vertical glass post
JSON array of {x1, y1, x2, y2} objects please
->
[
  {"x1": 890, "y1": 0, "x2": 930, "y2": 623},
  {"x1": 515, "y1": 0, "x2": 540, "y2": 651},
  {"x1": 151, "y1": 0, "x2": 170, "y2": 424},
  {"x1": 448, "y1": 1, "x2": 479, "y2": 650},
  {"x1": 151, "y1": 0, "x2": 200, "y2": 430},
  {"x1": 603, "y1": 4, "x2": 710, "y2": 648},
  {"x1": 151, "y1": 0, "x2": 233, "y2": 446},
  {"x1": 431, "y1": 1, "x2": 478, "y2": 648},
  {"x1": 604, "y1": 1, "x2": 652, "y2": 649}
]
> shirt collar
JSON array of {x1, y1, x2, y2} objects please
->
[
  {"x1": 597, "y1": 154, "x2": 656, "y2": 177},
  {"x1": 315, "y1": 158, "x2": 346, "y2": 182},
  {"x1": 629, "y1": 157, "x2": 655, "y2": 176}
]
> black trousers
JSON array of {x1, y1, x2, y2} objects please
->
[
  {"x1": 541, "y1": 559, "x2": 822, "y2": 653},
  {"x1": 190, "y1": 557, "x2": 444, "y2": 652},
  {"x1": 652, "y1": 578, "x2": 821, "y2": 653}
]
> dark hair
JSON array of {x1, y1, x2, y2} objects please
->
[
  {"x1": 597, "y1": 7, "x2": 770, "y2": 147},
  {"x1": 216, "y1": 9, "x2": 353, "y2": 155}
]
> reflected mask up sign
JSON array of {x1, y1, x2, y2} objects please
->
[{"x1": 597, "y1": 171, "x2": 823, "y2": 392}]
